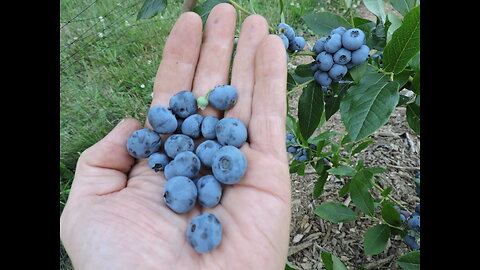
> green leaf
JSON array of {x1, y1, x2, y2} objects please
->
[
  {"x1": 303, "y1": 12, "x2": 352, "y2": 36},
  {"x1": 286, "y1": 113, "x2": 297, "y2": 134},
  {"x1": 382, "y1": 6, "x2": 420, "y2": 74},
  {"x1": 352, "y1": 17, "x2": 374, "y2": 27},
  {"x1": 408, "y1": 52, "x2": 420, "y2": 73},
  {"x1": 193, "y1": 0, "x2": 229, "y2": 23},
  {"x1": 287, "y1": 72, "x2": 297, "y2": 91},
  {"x1": 328, "y1": 166, "x2": 356, "y2": 176},
  {"x1": 362, "y1": 0, "x2": 386, "y2": 24},
  {"x1": 289, "y1": 160, "x2": 305, "y2": 174},
  {"x1": 348, "y1": 62, "x2": 368, "y2": 83},
  {"x1": 350, "y1": 173, "x2": 375, "y2": 215},
  {"x1": 396, "y1": 250, "x2": 420, "y2": 270},
  {"x1": 381, "y1": 186, "x2": 392, "y2": 197},
  {"x1": 406, "y1": 95, "x2": 420, "y2": 134},
  {"x1": 320, "y1": 252, "x2": 334, "y2": 270},
  {"x1": 298, "y1": 82, "x2": 324, "y2": 140},
  {"x1": 340, "y1": 80, "x2": 400, "y2": 141},
  {"x1": 294, "y1": 64, "x2": 314, "y2": 78},
  {"x1": 363, "y1": 224, "x2": 391, "y2": 255},
  {"x1": 351, "y1": 138, "x2": 375, "y2": 156},
  {"x1": 338, "y1": 181, "x2": 350, "y2": 197},
  {"x1": 137, "y1": 0, "x2": 167, "y2": 20},
  {"x1": 411, "y1": 71, "x2": 420, "y2": 95},
  {"x1": 324, "y1": 82, "x2": 349, "y2": 121},
  {"x1": 389, "y1": 0, "x2": 416, "y2": 16},
  {"x1": 386, "y1": 13, "x2": 402, "y2": 43},
  {"x1": 285, "y1": 261, "x2": 298, "y2": 270},
  {"x1": 313, "y1": 173, "x2": 329, "y2": 199},
  {"x1": 314, "y1": 202, "x2": 360, "y2": 223},
  {"x1": 381, "y1": 201, "x2": 403, "y2": 227}
]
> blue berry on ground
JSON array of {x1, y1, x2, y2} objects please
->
[
  {"x1": 215, "y1": 117, "x2": 248, "y2": 148},
  {"x1": 163, "y1": 176, "x2": 197, "y2": 214},
  {"x1": 212, "y1": 146, "x2": 247, "y2": 185},
  {"x1": 126, "y1": 128, "x2": 162, "y2": 159},
  {"x1": 164, "y1": 151, "x2": 201, "y2": 180},
  {"x1": 187, "y1": 213, "x2": 222, "y2": 254},
  {"x1": 208, "y1": 85, "x2": 238, "y2": 111},
  {"x1": 148, "y1": 152, "x2": 170, "y2": 172},
  {"x1": 169, "y1": 90, "x2": 197, "y2": 119},
  {"x1": 181, "y1": 113, "x2": 203, "y2": 139},
  {"x1": 164, "y1": 134, "x2": 195, "y2": 159},
  {"x1": 147, "y1": 105, "x2": 178, "y2": 134},
  {"x1": 196, "y1": 175, "x2": 223, "y2": 208}
]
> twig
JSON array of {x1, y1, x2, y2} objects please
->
[
  {"x1": 364, "y1": 255, "x2": 395, "y2": 269},
  {"x1": 404, "y1": 132, "x2": 416, "y2": 153},
  {"x1": 386, "y1": 164, "x2": 420, "y2": 171}
]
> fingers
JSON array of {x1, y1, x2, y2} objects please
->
[
  {"x1": 191, "y1": 3, "x2": 237, "y2": 118},
  {"x1": 248, "y1": 35, "x2": 288, "y2": 157},
  {"x1": 226, "y1": 14, "x2": 269, "y2": 126},
  {"x1": 150, "y1": 12, "x2": 203, "y2": 109},
  {"x1": 69, "y1": 118, "x2": 142, "y2": 199}
]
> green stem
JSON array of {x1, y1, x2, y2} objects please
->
[
  {"x1": 372, "y1": 182, "x2": 411, "y2": 214},
  {"x1": 291, "y1": 50, "x2": 317, "y2": 57},
  {"x1": 287, "y1": 79, "x2": 314, "y2": 96},
  {"x1": 228, "y1": 0, "x2": 252, "y2": 16}
]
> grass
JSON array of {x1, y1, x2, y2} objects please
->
[{"x1": 59, "y1": 0, "x2": 359, "y2": 268}]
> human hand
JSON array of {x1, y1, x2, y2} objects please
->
[{"x1": 60, "y1": 4, "x2": 290, "y2": 270}]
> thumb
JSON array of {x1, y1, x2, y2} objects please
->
[{"x1": 68, "y1": 118, "x2": 142, "y2": 199}]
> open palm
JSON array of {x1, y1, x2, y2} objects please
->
[{"x1": 60, "y1": 4, "x2": 291, "y2": 270}]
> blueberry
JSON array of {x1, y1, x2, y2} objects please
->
[
  {"x1": 163, "y1": 176, "x2": 198, "y2": 214},
  {"x1": 351, "y1": 45, "x2": 370, "y2": 65},
  {"x1": 403, "y1": 235, "x2": 420, "y2": 250},
  {"x1": 415, "y1": 204, "x2": 420, "y2": 214},
  {"x1": 215, "y1": 118, "x2": 248, "y2": 148},
  {"x1": 196, "y1": 175, "x2": 222, "y2": 208},
  {"x1": 400, "y1": 210, "x2": 410, "y2": 219},
  {"x1": 201, "y1": 116, "x2": 219, "y2": 139},
  {"x1": 169, "y1": 90, "x2": 197, "y2": 119},
  {"x1": 126, "y1": 129, "x2": 162, "y2": 159},
  {"x1": 208, "y1": 85, "x2": 238, "y2": 111},
  {"x1": 316, "y1": 51, "x2": 334, "y2": 72},
  {"x1": 212, "y1": 146, "x2": 247, "y2": 184},
  {"x1": 328, "y1": 64, "x2": 348, "y2": 82},
  {"x1": 333, "y1": 48, "x2": 352, "y2": 65},
  {"x1": 311, "y1": 62, "x2": 320, "y2": 73},
  {"x1": 314, "y1": 71, "x2": 332, "y2": 86},
  {"x1": 415, "y1": 172, "x2": 420, "y2": 178},
  {"x1": 295, "y1": 154, "x2": 308, "y2": 162},
  {"x1": 186, "y1": 213, "x2": 222, "y2": 253},
  {"x1": 287, "y1": 146, "x2": 299, "y2": 153},
  {"x1": 288, "y1": 36, "x2": 305, "y2": 52},
  {"x1": 342, "y1": 28, "x2": 366, "y2": 51},
  {"x1": 324, "y1": 33, "x2": 342, "y2": 54},
  {"x1": 286, "y1": 133, "x2": 295, "y2": 140},
  {"x1": 148, "y1": 152, "x2": 170, "y2": 172},
  {"x1": 346, "y1": 61, "x2": 357, "y2": 69},
  {"x1": 330, "y1": 26, "x2": 346, "y2": 36},
  {"x1": 277, "y1": 34, "x2": 289, "y2": 50},
  {"x1": 308, "y1": 143, "x2": 317, "y2": 151},
  {"x1": 181, "y1": 114, "x2": 203, "y2": 139},
  {"x1": 164, "y1": 134, "x2": 195, "y2": 159},
  {"x1": 277, "y1": 23, "x2": 295, "y2": 42},
  {"x1": 164, "y1": 151, "x2": 201, "y2": 180},
  {"x1": 195, "y1": 140, "x2": 222, "y2": 168},
  {"x1": 407, "y1": 215, "x2": 420, "y2": 233},
  {"x1": 147, "y1": 105, "x2": 178, "y2": 134},
  {"x1": 400, "y1": 214, "x2": 406, "y2": 222},
  {"x1": 312, "y1": 37, "x2": 327, "y2": 55}
]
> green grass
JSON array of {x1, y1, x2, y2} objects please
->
[{"x1": 60, "y1": 0, "x2": 360, "y2": 268}]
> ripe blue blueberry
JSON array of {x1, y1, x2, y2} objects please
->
[
  {"x1": 400, "y1": 210, "x2": 410, "y2": 219},
  {"x1": 164, "y1": 134, "x2": 195, "y2": 159},
  {"x1": 169, "y1": 90, "x2": 197, "y2": 118},
  {"x1": 289, "y1": 36, "x2": 305, "y2": 52},
  {"x1": 328, "y1": 64, "x2": 348, "y2": 82},
  {"x1": 187, "y1": 213, "x2": 222, "y2": 254},
  {"x1": 208, "y1": 85, "x2": 238, "y2": 111},
  {"x1": 311, "y1": 62, "x2": 320, "y2": 73},
  {"x1": 201, "y1": 116, "x2": 219, "y2": 139},
  {"x1": 181, "y1": 114, "x2": 203, "y2": 139},
  {"x1": 346, "y1": 62, "x2": 357, "y2": 69},
  {"x1": 212, "y1": 146, "x2": 247, "y2": 184},
  {"x1": 351, "y1": 45, "x2": 370, "y2": 65},
  {"x1": 148, "y1": 152, "x2": 170, "y2": 172},
  {"x1": 215, "y1": 118, "x2": 248, "y2": 148},
  {"x1": 342, "y1": 28, "x2": 366, "y2": 51},
  {"x1": 195, "y1": 140, "x2": 222, "y2": 168},
  {"x1": 330, "y1": 26, "x2": 346, "y2": 36},
  {"x1": 277, "y1": 34, "x2": 289, "y2": 50},
  {"x1": 316, "y1": 51, "x2": 334, "y2": 72},
  {"x1": 407, "y1": 215, "x2": 420, "y2": 233},
  {"x1": 324, "y1": 33, "x2": 342, "y2": 54},
  {"x1": 277, "y1": 23, "x2": 295, "y2": 42},
  {"x1": 196, "y1": 175, "x2": 222, "y2": 208},
  {"x1": 286, "y1": 133, "x2": 295, "y2": 140},
  {"x1": 312, "y1": 37, "x2": 327, "y2": 55},
  {"x1": 126, "y1": 128, "x2": 162, "y2": 159},
  {"x1": 415, "y1": 172, "x2": 420, "y2": 178},
  {"x1": 333, "y1": 48, "x2": 352, "y2": 65},
  {"x1": 403, "y1": 235, "x2": 420, "y2": 250},
  {"x1": 164, "y1": 151, "x2": 201, "y2": 180},
  {"x1": 147, "y1": 105, "x2": 178, "y2": 134},
  {"x1": 415, "y1": 204, "x2": 420, "y2": 215},
  {"x1": 163, "y1": 176, "x2": 198, "y2": 214},
  {"x1": 314, "y1": 71, "x2": 332, "y2": 86}
]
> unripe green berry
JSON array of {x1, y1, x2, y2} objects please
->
[{"x1": 197, "y1": 96, "x2": 209, "y2": 110}]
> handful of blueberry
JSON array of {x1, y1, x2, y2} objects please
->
[
  {"x1": 311, "y1": 27, "x2": 370, "y2": 86},
  {"x1": 126, "y1": 84, "x2": 248, "y2": 254}
]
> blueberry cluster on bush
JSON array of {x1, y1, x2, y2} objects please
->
[
  {"x1": 311, "y1": 27, "x2": 370, "y2": 86},
  {"x1": 277, "y1": 23, "x2": 306, "y2": 55},
  {"x1": 286, "y1": 132, "x2": 316, "y2": 162},
  {"x1": 126, "y1": 85, "x2": 248, "y2": 254},
  {"x1": 394, "y1": 202, "x2": 420, "y2": 250}
]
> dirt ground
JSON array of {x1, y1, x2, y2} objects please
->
[{"x1": 286, "y1": 4, "x2": 419, "y2": 269}]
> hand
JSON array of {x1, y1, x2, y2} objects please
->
[{"x1": 60, "y1": 4, "x2": 290, "y2": 270}]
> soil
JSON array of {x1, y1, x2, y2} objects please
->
[{"x1": 286, "y1": 4, "x2": 419, "y2": 269}]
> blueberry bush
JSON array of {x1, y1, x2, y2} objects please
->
[{"x1": 135, "y1": 0, "x2": 421, "y2": 268}]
